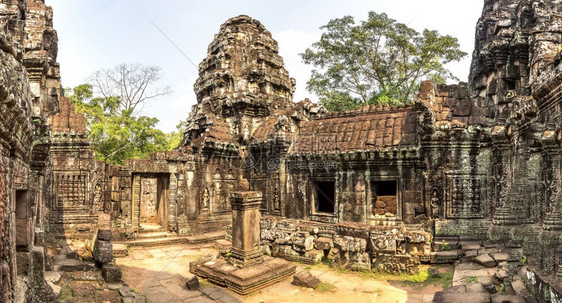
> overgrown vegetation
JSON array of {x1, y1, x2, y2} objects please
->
[
  {"x1": 465, "y1": 276, "x2": 479, "y2": 283},
  {"x1": 316, "y1": 282, "x2": 336, "y2": 293},
  {"x1": 58, "y1": 284, "x2": 73, "y2": 302},
  {"x1": 301, "y1": 12, "x2": 466, "y2": 112},
  {"x1": 440, "y1": 239, "x2": 451, "y2": 251},
  {"x1": 311, "y1": 260, "x2": 453, "y2": 290}
]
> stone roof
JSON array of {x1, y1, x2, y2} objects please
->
[
  {"x1": 250, "y1": 99, "x2": 325, "y2": 143},
  {"x1": 290, "y1": 104, "x2": 419, "y2": 154}
]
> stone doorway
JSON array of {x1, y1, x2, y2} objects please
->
[
  {"x1": 15, "y1": 190, "x2": 32, "y2": 251},
  {"x1": 132, "y1": 174, "x2": 170, "y2": 230},
  {"x1": 140, "y1": 178, "x2": 159, "y2": 224}
]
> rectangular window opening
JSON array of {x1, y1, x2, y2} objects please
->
[
  {"x1": 315, "y1": 181, "x2": 335, "y2": 213},
  {"x1": 505, "y1": 80, "x2": 516, "y2": 90},
  {"x1": 372, "y1": 180, "x2": 397, "y2": 216}
]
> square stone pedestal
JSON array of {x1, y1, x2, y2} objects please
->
[
  {"x1": 190, "y1": 256, "x2": 296, "y2": 295},
  {"x1": 191, "y1": 191, "x2": 296, "y2": 294}
]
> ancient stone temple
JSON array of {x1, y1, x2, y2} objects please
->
[{"x1": 1, "y1": 0, "x2": 562, "y2": 301}]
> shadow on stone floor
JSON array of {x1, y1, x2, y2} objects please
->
[{"x1": 118, "y1": 261, "x2": 240, "y2": 303}]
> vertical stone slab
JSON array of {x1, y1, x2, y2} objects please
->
[{"x1": 229, "y1": 191, "x2": 263, "y2": 267}]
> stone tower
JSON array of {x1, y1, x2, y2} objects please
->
[{"x1": 181, "y1": 15, "x2": 296, "y2": 149}]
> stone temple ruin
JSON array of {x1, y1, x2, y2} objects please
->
[{"x1": 1, "y1": 0, "x2": 562, "y2": 302}]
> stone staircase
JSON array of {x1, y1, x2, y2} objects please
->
[{"x1": 116, "y1": 224, "x2": 226, "y2": 247}]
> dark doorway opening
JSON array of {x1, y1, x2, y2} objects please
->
[
  {"x1": 315, "y1": 181, "x2": 335, "y2": 213},
  {"x1": 372, "y1": 180, "x2": 397, "y2": 215},
  {"x1": 15, "y1": 190, "x2": 31, "y2": 251}
]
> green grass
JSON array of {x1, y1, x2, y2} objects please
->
[
  {"x1": 310, "y1": 260, "x2": 453, "y2": 290},
  {"x1": 498, "y1": 283, "x2": 505, "y2": 293},
  {"x1": 58, "y1": 284, "x2": 73, "y2": 302},
  {"x1": 440, "y1": 240, "x2": 451, "y2": 251},
  {"x1": 399, "y1": 266, "x2": 454, "y2": 289},
  {"x1": 464, "y1": 276, "x2": 478, "y2": 283},
  {"x1": 316, "y1": 282, "x2": 335, "y2": 293}
]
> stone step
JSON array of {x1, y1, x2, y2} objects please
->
[
  {"x1": 139, "y1": 224, "x2": 164, "y2": 232},
  {"x1": 119, "y1": 236, "x2": 189, "y2": 247},
  {"x1": 53, "y1": 257, "x2": 96, "y2": 272},
  {"x1": 136, "y1": 231, "x2": 174, "y2": 239},
  {"x1": 115, "y1": 231, "x2": 226, "y2": 247}
]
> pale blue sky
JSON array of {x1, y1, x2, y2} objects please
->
[{"x1": 46, "y1": 1, "x2": 484, "y2": 133}]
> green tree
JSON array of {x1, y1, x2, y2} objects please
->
[
  {"x1": 301, "y1": 12, "x2": 467, "y2": 112},
  {"x1": 69, "y1": 84, "x2": 170, "y2": 164},
  {"x1": 165, "y1": 120, "x2": 186, "y2": 150}
]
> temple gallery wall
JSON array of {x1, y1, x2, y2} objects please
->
[{"x1": 1, "y1": 0, "x2": 562, "y2": 302}]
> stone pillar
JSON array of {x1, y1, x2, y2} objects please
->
[
  {"x1": 92, "y1": 214, "x2": 121, "y2": 283},
  {"x1": 229, "y1": 191, "x2": 263, "y2": 267}
]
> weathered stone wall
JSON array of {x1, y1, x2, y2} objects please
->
[
  {"x1": 260, "y1": 216, "x2": 431, "y2": 273},
  {"x1": 46, "y1": 97, "x2": 105, "y2": 235},
  {"x1": 0, "y1": 0, "x2": 61, "y2": 301},
  {"x1": 422, "y1": 0, "x2": 562, "y2": 294}
]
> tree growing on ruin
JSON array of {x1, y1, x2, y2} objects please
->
[
  {"x1": 301, "y1": 12, "x2": 467, "y2": 112},
  {"x1": 69, "y1": 84, "x2": 170, "y2": 165}
]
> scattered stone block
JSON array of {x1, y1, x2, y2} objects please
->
[
  {"x1": 293, "y1": 235, "x2": 315, "y2": 252},
  {"x1": 304, "y1": 249, "x2": 324, "y2": 263},
  {"x1": 491, "y1": 253, "x2": 510, "y2": 263},
  {"x1": 474, "y1": 254, "x2": 497, "y2": 268},
  {"x1": 465, "y1": 283, "x2": 487, "y2": 293},
  {"x1": 432, "y1": 292, "x2": 489, "y2": 303},
  {"x1": 464, "y1": 250, "x2": 478, "y2": 260},
  {"x1": 490, "y1": 294, "x2": 526, "y2": 303},
  {"x1": 186, "y1": 275, "x2": 199, "y2": 291},
  {"x1": 93, "y1": 240, "x2": 113, "y2": 264},
  {"x1": 511, "y1": 279, "x2": 527, "y2": 296},
  {"x1": 119, "y1": 287, "x2": 135, "y2": 298},
  {"x1": 57, "y1": 258, "x2": 95, "y2": 272},
  {"x1": 494, "y1": 269, "x2": 509, "y2": 281},
  {"x1": 292, "y1": 270, "x2": 320, "y2": 289},
  {"x1": 431, "y1": 250, "x2": 460, "y2": 263},
  {"x1": 479, "y1": 276, "x2": 496, "y2": 294},
  {"x1": 102, "y1": 263, "x2": 122, "y2": 283},
  {"x1": 314, "y1": 237, "x2": 333, "y2": 250},
  {"x1": 97, "y1": 229, "x2": 112, "y2": 242},
  {"x1": 444, "y1": 285, "x2": 467, "y2": 293},
  {"x1": 106, "y1": 283, "x2": 124, "y2": 290}
]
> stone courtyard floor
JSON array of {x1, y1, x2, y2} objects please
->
[{"x1": 116, "y1": 243, "x2": 447, "y2": 303}]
